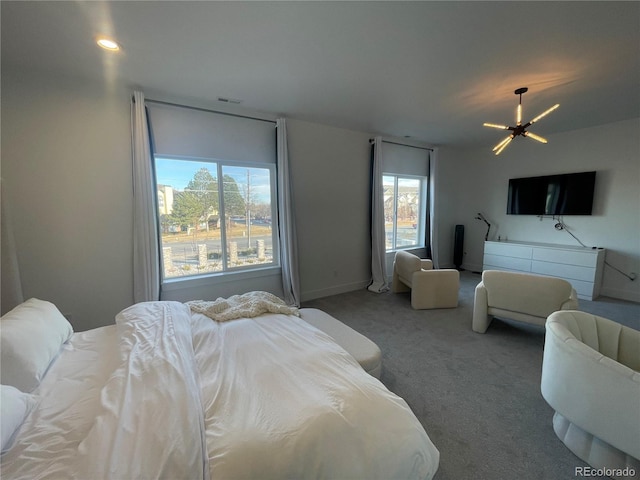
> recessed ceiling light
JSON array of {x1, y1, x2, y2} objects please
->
[{"x1": 96, "y1": 37, "x2": 121, "y2": 51}]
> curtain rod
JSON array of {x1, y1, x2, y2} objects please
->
[
  {"x1": 144, "y1": 98, "x2": 277, "y2": 125},
  {"x1": 369, "y1": 138, "x2": 433, "y2": 152}
]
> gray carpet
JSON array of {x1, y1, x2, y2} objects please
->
[{"x1": 302, "y1": 271, "x2": 640, "y2": 480}]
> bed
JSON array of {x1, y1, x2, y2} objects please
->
[{"x1": 1, "y1": 296, "x2": 439, "y2": 479}]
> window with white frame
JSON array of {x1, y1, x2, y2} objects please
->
[
  {"x1": 383, "y1": 174, "x2": 426, "y2": 251},
  {"x1": 380, "y1": 141, "x2": 430, "y2": 252},
  {"x1": 155, "y1": 158, "x2": 277, "y2": 279},
  {"x1": 147, "y1": 102, "x2": 278, "y2": 281}
]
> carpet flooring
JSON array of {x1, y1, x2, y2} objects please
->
[{"x1": 302, "y1": 271, "x2": 639, "y2": 480}]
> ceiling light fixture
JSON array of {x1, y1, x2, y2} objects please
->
[
  {"x1": 483, "y1": 87, "x2": 559, "y2": 155},
  {"x1": 96, "y1": 37, "x2": 121, "y2": 51}
]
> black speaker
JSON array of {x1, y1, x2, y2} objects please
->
[{"x1": 453, "y1": 224, "x2": 464, "y2": 270}]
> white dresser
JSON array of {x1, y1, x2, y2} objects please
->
[{"x1": 482, "y1": 241, "x2": 605, "y2": 300}]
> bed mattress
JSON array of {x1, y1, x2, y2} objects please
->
[{"x1": 1, "y1": 301, "x2": 439, "y2": 479}]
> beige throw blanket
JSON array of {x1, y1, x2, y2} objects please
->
[{"x1": 186, "y1": 291, "x2": 299, "y2": 322}]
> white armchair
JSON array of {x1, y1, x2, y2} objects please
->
[
  {"x1": 541, "y1": 310, "x2": 640, "y2": 475},
  {"x1": 472, "y1": 270, "x2": 578, "y2": 333},
  {"x1": 391, "y1": 251, "x2": 459, "y2": 309}
]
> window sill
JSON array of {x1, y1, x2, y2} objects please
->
[
  {"x1": 386, "y1": 246, "x2": 426, "y2": 254},
  {"x1": 162, "y1": 265, "x2": 281, "y2": 292}
]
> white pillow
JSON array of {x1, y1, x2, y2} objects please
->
[
  {"x1": 1, "y1": 298, "x2": 73, "y2": 392},
  {"x1": 1, "y1": 385, "x2": 37, "y2": 451}
]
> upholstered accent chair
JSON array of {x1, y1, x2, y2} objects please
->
[
  {"x1": 472, "y1": 270, "x2": 578, "y2": 333},
  {"x1": 541, "y1": 310, "x2": 640, "y2": 477},
  {"x1": 391, "y1": 251, "x2": 459, "y2": 309}
]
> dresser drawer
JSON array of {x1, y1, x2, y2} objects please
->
[
  {"x1": 565, "y1": 278, "x2": 596, "y2": 298},
  {"x1": 484, "y1": 242, "x2": 532, "y2": 259},
  {"x1": 532, "y1": 248, "x2": 598, "y2": 268},
  {"x1": 484, "y1": 254, "x2": 531, "y2": 272},
  {"x1": 532, "y1": 260, "x2": 595, "y2": 282}
]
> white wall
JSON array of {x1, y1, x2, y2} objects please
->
[
  {"x1": 1, "y1": 69, "x2": 135, "y2": 330},
  {"x1": 431, "y1": 146, "x2": 462, "y2": 270},
  {"x1": 287, "y1": 119, "x2": 372, "y2": 300},
  {"x1": 443, "y1": 118, "x2": 640, "y2": 302},
  {"x1": 161, "y1": 269, "x2": 285, "y2": 304}
]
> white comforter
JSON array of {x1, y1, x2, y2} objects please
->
[
  {"x1": 2, "y1": 301, "x2": 210, "y2": 480},
  {"x1": 2, "y1": 301, "x2": 439, "y2": 479}
]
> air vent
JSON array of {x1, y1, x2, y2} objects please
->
[{"x1": 217, "y1": 97, "x2": 242, "y2": 104}]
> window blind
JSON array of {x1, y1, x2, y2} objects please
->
[
  {"x1": 146, "y1": 102, "x2": 276, "y2": 164},
  {"x1": 382, "y1": 142, "x2": 429, "y2": 176}
]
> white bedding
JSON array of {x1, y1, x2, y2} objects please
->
[{"x1": 1, "y1": 301, "x2": 439, "y2": 479}]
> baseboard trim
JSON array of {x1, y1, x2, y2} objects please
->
[{"x1": 301, "y1": 280, "x2": 371, "y2": 302}]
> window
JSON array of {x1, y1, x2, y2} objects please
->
[
  {"x1": 146, "y1": 101, "x2": 278, "y2": 282},
  {"x1": 155, "y1": 157, "x2": 277, "y2": 279},
  {"x1": 383, "y1": 174, "x2": 426, "y2": 251},
  {"x1": 378, "y1": 140, "x2": 430, "y2": 252}
]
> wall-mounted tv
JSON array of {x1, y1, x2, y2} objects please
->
[{"x1": 507, "y1": 171, "x2": 596, "y2": 215}]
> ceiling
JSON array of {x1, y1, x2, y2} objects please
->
[{"x1": 2, "y1": 1, "x2": 639, "y2": 148}]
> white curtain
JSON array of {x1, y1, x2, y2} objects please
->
[
  {"x1": 276, "y1": 118, "x2": 301, "y2": 306},
  {"x1": 428, "y1": 151, "x2": 440, "y2": 268},
  {"x1": 131, "y1": 91, "x2": 160, "y2": 303},
  {"x1": 1, "y1": 178, "x2": 24, "y2": 314},
  {"x1": 368, "y1": 137, "x2": 389, "y2": 293}
]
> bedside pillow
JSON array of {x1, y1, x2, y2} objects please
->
[
  {"x1": 1, "y1": 385, "x2": 37, "y2": 451},
  {"x1": 1, "y1": 298, "x2": 73, "y2": 392}
]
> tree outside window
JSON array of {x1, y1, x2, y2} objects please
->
[{"x1": 155, "y1": 158, "x2": 277, "y2": 279}]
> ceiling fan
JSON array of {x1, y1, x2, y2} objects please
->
[{"x1": 483, "y1": 87, "x2": 559, "y2": 155}]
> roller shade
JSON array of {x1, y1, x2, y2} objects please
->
[
  {"x1": 382, "y1": 142, "x2": 429, "y2": 176},
  {"x1": 147, "y1": 102, "x2": 276, "y2": 164}
]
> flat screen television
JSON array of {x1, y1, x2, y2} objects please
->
[{"x1": 507, "y1": 171, "x2": 596, "y2": 215}]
